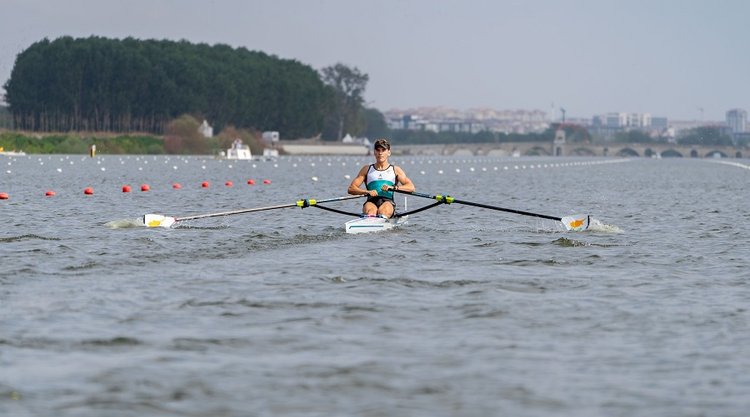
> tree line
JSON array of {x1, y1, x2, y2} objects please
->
[
  {"x1": 2, "y1": 36, "x2": 743, "y2": 150},
  {"x1": 3, "y1": 36, "x2": 340, "y2": 138}
]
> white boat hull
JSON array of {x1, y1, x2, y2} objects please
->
[{"x1": 345, "y1": 215, "x2": 408, "y2": 234}]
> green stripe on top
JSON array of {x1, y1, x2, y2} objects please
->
[{"x1": 367, "y1": 180, "x2": 395, "y2": 199}]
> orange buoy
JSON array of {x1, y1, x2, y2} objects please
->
[
  {"x1": 247, "y1": 179, "x2": 255, "y2": 185},
  {"x1": 172, "y1": 183, "x2": 182, "y2": 189},
  {"x1": 122, "y1": 185, "x2": 132, "y2": 193},
  {"x1": 263, "y1": 179, "x2": 271, "y2": 184},
  {"x1": 0, "y1": 192, "x2": 8, "y2": 200},
  {"x1": 140, "y1": 184, "x2": 150, "y2": 192},
  {"x1": 45, "y1": 190, "x2": 56, "y2": 197},
  {"x1": 225, "y1": 181, "x2": 233, "y2": 187},
  {"x1": 84, "y1": 187, "x2": 94, "y2": 195},
  {"x1": 201, "y1": 181, "x2": 209, "y2": 188}
]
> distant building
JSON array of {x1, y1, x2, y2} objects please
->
[
  {"x1": 651, "y1": 117, "x2": 668, "y2": 130},
  {"x1": 198, "y1": 120, "x2": 213, "y2": 138},
  {"x1": 726, "y1": 108, "x2": 747, "y2": 134},
  {"x1": 590, "y1": 112, "x2": 665, "y2": 141},
  {"x1": 384, "y1": 107, "x2": 548, "y2": 135},
  {"x1": 262, "y1": 131, "x2": 280, "y2": 143}
]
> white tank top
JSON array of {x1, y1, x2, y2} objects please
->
[{"x1": 366, "y1": 164, "x2": 397, "y2": 199}]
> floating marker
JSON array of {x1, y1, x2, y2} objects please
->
[
  {"x1": 263, "y1": 179, "x2": 271, "y2": 184},
  {"x1": 84, "y1": 187, "x2": 94, "y2": 195},
  {"x1": 247, "y1": 179, "x2": 255, "y2": 185},
  {"x1": 0, "y1": 192, "x2": 8, "y2": 200},
  {"x1": 201, "y1": 181, "x2": 209, "y2": 188},
  {"x1": 141, "y1": 184, "x2": 150, "y2": 192},
  {"x1": 122, "y1": 185, "x2": 132, "y2": 193},
  {"x1": 45, "y1": 190, "x2": 56, "y2": 197},
  {"x1": 225, "y1": 181, "x2": 233, "y2": 187},
  {"x1": 172, "y1": 183, "x2": 182, "y2": 189}
]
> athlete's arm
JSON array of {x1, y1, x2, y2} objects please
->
[
  {"x1": 348, "y1": 165, "x2": 374, "y2": 196},
  {"x1": 394, "y1": 166, "x2": 415, "y2": 192}
]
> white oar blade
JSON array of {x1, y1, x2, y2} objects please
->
[
  {"x1": 561, "y1": 215, "x2": 590, "y2": 232},
  {"x1": 143, "y1": 214, "x2": 176, "y2": 228}
]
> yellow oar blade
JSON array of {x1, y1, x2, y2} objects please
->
[
  {"x1": 143, "y1": 214, "x2": 176, "y2": 228},
  {"x1": 561, "y1": 215, "x2": 590, "y2": 232}
]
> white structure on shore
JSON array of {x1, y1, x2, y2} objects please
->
[{"x1": 199, "y1": 120, "x2": 213, "y2": 138}]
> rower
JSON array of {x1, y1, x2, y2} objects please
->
[{"x1": 347, "y1": 138, "x2": 415, "y2": 218}]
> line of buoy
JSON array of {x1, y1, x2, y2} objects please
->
[{"x1": 1, "y1": 179, "x2": 275, "y2": 200}]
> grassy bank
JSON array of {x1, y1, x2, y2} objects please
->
[{"x1": 1, "y1": 131, "x2": 170, "y2": 154}]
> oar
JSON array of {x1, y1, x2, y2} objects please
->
[
  {"x1": 142, "y1": 195, "x2": 364, "y2": 228},
  {"x1": 388, "y1": 188, "x2": 590, "y2": 231}
]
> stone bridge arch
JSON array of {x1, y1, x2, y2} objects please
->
[
  {"x1": 661, "y1": 149, "x2": 683, "y2": 158},
  {"x1": 525, "y1": 146, "x2": 552, "y2": 156},
  {"x1": 615, "y1": 147, "x2": 640, "y2": 157},
  {"x1": 570, "y1": 147, "x2": 596, "y2": 156},
  {"x1": 705, "y1": 150, "x2": 728, "y2": 158}
]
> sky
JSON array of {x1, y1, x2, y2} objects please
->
[{"x1": 1, "y1": 0, "x2": 748, "y2": 121}]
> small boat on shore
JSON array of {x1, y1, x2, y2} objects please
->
[{"x1": 221, "y1": 139, "x2": 252, "y2": 160}]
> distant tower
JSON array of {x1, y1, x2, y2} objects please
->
[{"x1": 726, "y1": 108, "x2": 747, "y2": 134}]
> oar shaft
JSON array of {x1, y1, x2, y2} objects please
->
[
  {"x1": 175, "y1": 203, "x2": 297, "y2": 221},
  {"x1": 392, "y1": 189, "x2": 561, "y2": 221},
  {"x1": 451, "y1": 199, "x2": 561, "y2": 221},
  {"x1": 174, "y1": 195, "x2": 363, "y2": 222}
]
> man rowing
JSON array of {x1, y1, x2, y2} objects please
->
[{"x1": 347, "y1": 138, "x2": 415, "y2": 218}]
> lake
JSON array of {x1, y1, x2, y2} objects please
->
[{"x1": 2, "y1": 153, "x2": 749, "y2": 416}]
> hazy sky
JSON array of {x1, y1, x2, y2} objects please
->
[{"x1": 1, "y1": 0, "x2": 748, "y2": 121}]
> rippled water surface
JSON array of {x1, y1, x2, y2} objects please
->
[{"x1": 2, "y1": 154, "x2": 749, "y2": 417}]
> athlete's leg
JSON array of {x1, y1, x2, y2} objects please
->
[
  {"x1": 377, "y1": 200, "x2": 395, "y2": 218},
  {"x1": 363, "y1": 201, "x2": 378, "y2": 216}
]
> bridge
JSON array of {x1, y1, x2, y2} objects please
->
[{"x1": 395, "y1": 141, "x2": 746, "y2": 159}]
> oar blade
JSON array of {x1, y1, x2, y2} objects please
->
[
  {"x1": 561, "y1": 215, "x2": 590, "y2": 232},
  {"x1": 143, "y1": 214, "x2": 176, "y2": 228}
]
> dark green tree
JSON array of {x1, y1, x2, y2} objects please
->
[
  {"x1": 4, "y1": 36, "x2": 332, "y2": 138},
  {"x1": 614, "y1": 130, "x2": 655, "y2": 143},
  {"x1": 678, "y1": 126, "x2": 733, "y2": 146},
  {"x1": 362, "y1": 107, "x2": 389, "y2": 139},
  {"x1": 320, "y1": 63, "x2": 369, "y2": 140}
]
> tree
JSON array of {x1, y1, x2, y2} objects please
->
[
  {"x1": 320, "y1": 63, "x2": 369, "y2": 140},
  {"x1": 362, "y1": 107, "x2": 389, "y2": 139},
  {"x1": 678, "y1": 126, "x2": 733, "y2": 146},
  {"x1": 614, "y1": 130, "x2": 655, "y2": 144},
  {"x1": 4, "y1": 37, "x2": 331, "y2": 137}
]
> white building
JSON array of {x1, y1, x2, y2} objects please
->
[
  {"x1": 726, "y1": 108, "x2": 747, "y2": 134},
  {"x1": 198, "y1": 120, "x2": 213, "y2": 138}
]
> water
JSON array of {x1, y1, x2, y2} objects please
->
[{"x1": 2, "y1": 154, "x2": 749, "y2": 417}]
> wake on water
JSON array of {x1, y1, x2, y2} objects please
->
[
  {"x1": 105, "y1": 218, "x2": 145, "y2": 229},
  {"x1": 587, "y1": 217, "x2": 623, "y2": 234}
]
